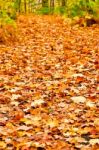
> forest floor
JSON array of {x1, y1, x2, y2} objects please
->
[{"x1": 0, "y1": 15, "x2": 99, "y2": 150}]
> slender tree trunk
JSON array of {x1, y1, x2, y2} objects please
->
[
  {"x1": 15, "y1": 0, "x2": 21, "y2": 13},
  {"x1": 62, "y1": 0, "x2": 66, "y2": 6},
  {"x1": 50, "y1": 0, "x2": 54, "y2": 8},
  {"x1": 50, "y1": 0, "x2": 54, "y2": 13},
  {"x1": 28, "y1": 0, "x2": 31, "y2": 13},
  {"x1": 24, "y1": 0, "x2": 27, "y2": 13}
]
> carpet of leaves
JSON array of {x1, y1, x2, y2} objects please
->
[{"x1": 0, "y1": 15, "x2": 99, "y2": 150}]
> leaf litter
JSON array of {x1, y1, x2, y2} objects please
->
[{"x1": 0, "y1": 15, "x2": 99, "y2": 150}]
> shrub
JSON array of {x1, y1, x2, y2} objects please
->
[
  {"x1": 69, "y1": 0, "x2": 99, "y2": 19},
  {"x1": 36, "y1": 7, "x2": 51, "y2": 15},
  {"x1": 54, "y1": 6, "x2": 66, "y2": 15}
]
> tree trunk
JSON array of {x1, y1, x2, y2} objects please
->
[
  {"x1": 50, "y1": 0, "x2": 54, "y2": 8},
  {"x1": 62, "y1": 0, "x2": 66, "y2": 6},
  {"x1": 15, "y1": 0, "x2": 21, "y2": 13},
  {"x1": 24, "y1": 0, "x2": 27, "y2": 13},
  {"x1": 42, "y1": 0, "x2": 48, "y2": 7}
]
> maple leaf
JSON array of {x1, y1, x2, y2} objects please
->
[
  {"x1": 71, "y1": 96, "x2": 86, "y2": 103},
  {"x1": 89, "y1": 139, "x2": 99, "y2": 145},
  {"x1": 46, "y1": 119, "x2": 59, "y2": 128},
  {"x1": 31, "y1": 99, "x2": 45, "y2": 107},
  {"x1": 0, "y1": 141, "x2": 6, "y2": 149},
  {"x1": 86, "y1": 101, "x2": 95, "y2": 107}
]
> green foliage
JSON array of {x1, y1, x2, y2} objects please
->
[
  {"x1": 0, "y1": 0, "x2": 17, "y2": 27},
  {"x1": 69, "y1": 0, "x2": 87, "y2": 17},
  {"x1": 87, "y1": 0, "x2": 99, "y2": 16},
  {"x1": 54, "y1": 6, "x2": 66, "y2": 15},
  {"x1": 36, "y1": 7, "x2": 51, "y2": 15},
  {"x1": 36, "y1": 5, "x2": 66, "y2": 15},
  {"x1": 69, "y1": 0, "x2": 99, "y2": 18},
  {"x1": 0, "y1": 10, "x2": 16, "y2": 28}
]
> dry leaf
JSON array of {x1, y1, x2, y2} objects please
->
[{"x1": 71, "y1": 96, "x2": 86, "y2": 103}]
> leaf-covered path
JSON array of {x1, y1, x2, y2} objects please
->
[{"x1": 0, "y1": 15, "x2": 99, "y2": 150}]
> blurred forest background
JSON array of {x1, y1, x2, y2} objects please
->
[{"x1": 0, "y1": 0, "x2": 99, "y2": 27}]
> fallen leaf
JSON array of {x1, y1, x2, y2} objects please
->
[
  {"x1": 71, "y1": 96, "x2": 86, "y2": 103},
  {"x1": 31, "y1": 99, "x2": 45, "y2": 107},
  {"x1": 0, "y1": 141, "x2": 6, "y2": 149},
  {"x1": 86, "y1": 101, "x2": 95, "y2": 107},
  {"x1": 89, "y1": 139, "x2": 99, "y2": 145}
]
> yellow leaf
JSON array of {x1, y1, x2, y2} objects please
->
[
  {"x1": 0, "y1": 141, "x2": 6, "y2": 149},
  {"x1": 20, "y1": 118, "x2": 33, "y2": 125},
  {"x1": 18, "y1": 131, "x2": 27, "y2": 137},
  {"x1": 46, "y1": 119, "x2": 59, "y2": 128},
  {"x1": 94, "y1": 118, "x2": 99, "y2": 126},
  {"x1": 6, "y1": 122, "x2": 15, "y2": 129}
]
